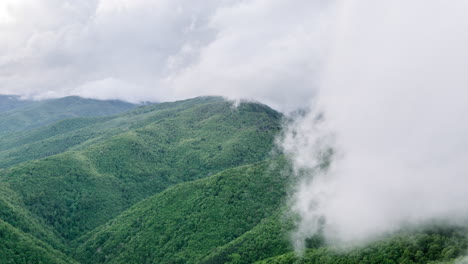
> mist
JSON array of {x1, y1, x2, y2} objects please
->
[{"x1": 282, "y1": 0, "x2": 468, "y2": 250}]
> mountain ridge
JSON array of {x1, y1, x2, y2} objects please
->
[
  {"x1": 0, "y1": 97, "x2": 281, "y2": 244},
  {"x1": 0, "y1": 96, "x2": 138, "y2": 136}
]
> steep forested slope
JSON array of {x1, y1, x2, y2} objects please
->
[
  {"x1": 0, "y1": 184, "x2": 65, "y2": 251},
  {"x1": 0, "y1": 184, "x2": 76, "y2": 263},
  {"x1": 199, "y1": 209, "x2": 293, "y2": 264},
  {"x1": 75, "y1": 160, "x2": 290, "y2": 264},
  {"x1": 256, "y1": 227, "x2": 468, "y2": 264},
  {"x1": 0, "y1": 219, "x2": 77, "y2": 264},
  {"x1": 0, "y1": 97, "x2": 281, "y2": 242}
]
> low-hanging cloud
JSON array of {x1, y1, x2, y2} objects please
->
[{"x1": 282, "y1": 0, "x2": 468, "y2": 250}]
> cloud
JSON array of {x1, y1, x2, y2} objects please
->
[
  {"x1": 0, "y1": 0, "x2": 327, "y2": 110},
  {"x1": 70, "y1": 77, "x2": 147, "y2": 103},
  {"x1": 0, "y1": 0, "x2": 225, "y2": 102},
  {"x1": 167, "y1": 0, "x2": 331, "y2": 111},
  {"x1": 282, "y1": 0, "x2": 468, "y2": 250}
]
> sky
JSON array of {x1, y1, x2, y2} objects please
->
[
  {"x1": 0, "y1": 0, "x2": 328, "y2": 111},
  {"x1": 2, "y1": 0, "x2": 468, "y2": 251}
]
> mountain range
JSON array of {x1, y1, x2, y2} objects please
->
[{"x1": 0, "y1": 96, "x2": 466, "y2": 264}]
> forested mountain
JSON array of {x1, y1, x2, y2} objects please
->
[
  {"x1": 257, "y1": 227, "x2": 468, "y2": 264},
  {"x1": 75, "y1": 161, "x2": 291, "y2": 264},
  {"x1": 0, "y1": 95, "x2": 33, "y2": 113},
  {"x1": 0, "y1": 96, "x2": 466, "y2": 263},
  {"x1": 0, "y1": 96, "x2": 136, "y2": 135}
]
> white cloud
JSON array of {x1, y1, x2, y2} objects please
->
[
  {"x1": 283, "y1": 0, "x2": 468, "y2": 249},
  {"x1": 168, "y1": 0, "x2": 331, "y2": 111},
  {"x1": 70, "y1": 77, "x2": 148, "y2": 103}
]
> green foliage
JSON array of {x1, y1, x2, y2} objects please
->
[
  {"x1": 0, "y1": 219, "x2": 76, "y2": 263},
  {"x1": 0, "y1": 116, "x2": 114, "y2": 168},
  {"x1": 200, "y1": 209, "x2": 294, "y2": 264},
  {"x1": 256, "y1": 228, "x2": 468, "y2": 264},
  {"x1": 0, "y1": 97, "x2": 281, "y2": 242},
  {"x1": 0, "y1": 183, "x2": 65, "y2": 252},
  {"x1": 75, "y1": 160, "x2": 289, "y2": 264},
  {"x1": 0, "y1": 96, "x2": 279, "y2": 169}
]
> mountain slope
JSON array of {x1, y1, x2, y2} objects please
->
[
  {"x1": 199, "y1": 209, "x2": 293, "y2": 264},
  {"x1": 0, "y1": 96, "x2": 277, "y2": 169},
  {"x1": 0, "y1": 98, "x2": 212, "y2": 167},
  {"x1": 0, "y1": 184, "x2": 65, "y2": 252},
  {"x1": 0, "y1": 96, "x2": 136, "y2": 135},
  {"x1": 0, "y1": 183, "x2": 75, "y2": 263},
  {"x1": 0, "y1": 116, "x2": 114, "y2": 168},
  {"x1": 0, "y1": 219, "x2": 77, "y2": 264},
  {"x1": 75, "y1": 160, "x2": 289, "y2": 264},
  {"x1": 0, "y1": 97, "x2": 282, "y2": 242},
  {"x1": 255, "y1": 228, "x2": 468, "y2": 264}
]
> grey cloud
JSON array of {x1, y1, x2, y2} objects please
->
[
  {"x1": 0, "y1": 0, "x2": 227, "y2": 102},
  {"x1": 168, "y1": 0, "x2": 331, "y2": 111},
  {"x1": 0, "y1": 0, "x2": 328, "y2": 110}
]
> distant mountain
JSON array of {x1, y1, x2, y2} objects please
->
[
  {"x1": 0, "y1": 95, "x2": 33, "y2": 113},
  {"x1": 0, "y1": 96, "x2": 137, "y2": 135}
]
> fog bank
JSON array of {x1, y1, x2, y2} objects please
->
[{"x1": 282, "y1": 0, "x2": 468, "y2": 250}]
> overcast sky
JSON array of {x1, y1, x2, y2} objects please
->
[{"x1": 0, "y1": 0, "x2": 329, "y2": 111}]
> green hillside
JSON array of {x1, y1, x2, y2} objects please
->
[
  {"x1": 199, "y1": 209, "x2": 293, "y2": 264},
  {"x1": 0, "y1": 219, "x2": 77, "y2": 264},
  {"x1": 0, "y1": 96, "x2": 466, "y2": 264},
  {"x1": 0, "y1": 97, "x2": 213, "y2": 167},
  {"x1": 0, "y1": 116, "x2": 113, "y2": 168},
  {"x1": 0, "y1": 184, "x2": 65, "y2": 251},
  {"x1": 75, "y1": 160, "x2": 289, "y2": 264},
  {"x1": 256, "y1": 227, "x2": 468, "y2": 264},
  {"x1": 0, "y1": 96, "x2": 136, "y2": 135},
  {"x1": 0, "y1": 184, "x2": 76, "y2": 263},
  {"x1": 0, "y1": 97, "x2": 281, "y2": 242}
]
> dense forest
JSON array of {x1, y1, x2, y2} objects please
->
[{"x1": 0, "y1": 96, "x2": 466, "y2": 263}]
